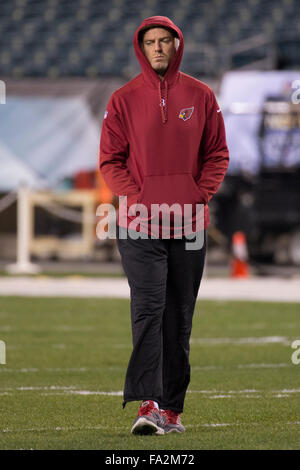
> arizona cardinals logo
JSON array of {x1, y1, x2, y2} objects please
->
[{"x1": 179, "y1": 107, "x2": 194, "y2": 121}]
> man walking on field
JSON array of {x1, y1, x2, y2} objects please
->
[{"x1": 99, "y1": 16, "x2": 229, "y2": 435}]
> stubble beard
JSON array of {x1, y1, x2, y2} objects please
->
[{"x1": 152, "y1": 61, "x2": 168, "y2": 76}]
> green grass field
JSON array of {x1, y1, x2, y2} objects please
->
[{"x1": 0, "y1": 296, "x2": 299, "y2": 450}]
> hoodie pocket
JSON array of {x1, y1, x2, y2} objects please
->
[{"x1": 137, "y1": 173, "x2": 201, "y2": 209}]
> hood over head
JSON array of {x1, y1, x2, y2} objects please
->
[{"x1": 133, "y1": 16, "x2": 184, "y2": 123}]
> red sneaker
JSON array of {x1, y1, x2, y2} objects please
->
[
  {"x1": 161, "y1": 409, "x2": 186, "y2": 433},
  {"x1": 131, "y1": 401, "x2": 164, "y2": 435}
]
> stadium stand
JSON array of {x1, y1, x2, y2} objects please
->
[
  {"x1": 0, "y1": 0, "x2": 300, "y2": 265},
  {"x1": 0, "y1": 0, "x2": 299, "y2": 79}
]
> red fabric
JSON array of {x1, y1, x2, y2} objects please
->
[
  {"x1": 161, "y1": 409, "x2": 182, "y2": 425},
  {"x1": 138, "y1": 401, "x2": 156, "y2": 416},
  {"x1": 99, "y1": 16, "x2": 229, "y2": 237}
]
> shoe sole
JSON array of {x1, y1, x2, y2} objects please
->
[
  {"x1": 164, "y1": 427, "x2": 185, "y2": 434},
  {"x1": 131, "y1": 417, "x2": 164, "y2": 435}
]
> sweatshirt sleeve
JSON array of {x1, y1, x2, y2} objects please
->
[
  {"x1": 99, "y1": 94, "x2": 140, "y2": 197},
  {"x1": 195, "y1": 89, "x2": 229, "y2": 205}
]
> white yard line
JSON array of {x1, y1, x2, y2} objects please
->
[
  {"x1": 0, "y1": 363, "x2": 292, "y2": 374},
  {"x1": 1, "y1": 420, "x2": 300, "y2": 435},
  {"x1": 62, "y1": 390, "x2": 123, "y2": 396},
  {"x1": 0, "y1": 424, "x2": 233, "y2": 433},
  {"x1": 237, "y1": 363, "x2": 290, "y2": 368},
  {"x1": 20, "y1": 338, "x2": 288, "y2": 350},
  {"x1": 0, "y1": 276, "x2": 299, "y2": 302},
  {"x1": 190, "y1": 336, "x2": 292, "y2": 345},
  {"x1": 193, "y1": 363, "x2": 291, "y2": 370},
  {"x1": 1, "y1": 386, "x2": 300, "y2": 399}
]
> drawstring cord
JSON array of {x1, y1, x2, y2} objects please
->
[{"x1": 159, "y1": 80, "x2": 168, "y2": 123}]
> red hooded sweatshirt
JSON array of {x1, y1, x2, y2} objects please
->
[{"x1": 99, "y1": 16, "x2": 229, "y2": 238}]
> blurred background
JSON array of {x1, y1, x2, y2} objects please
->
[{"x1": 0, "y1": 0, "x2": 300, "y2": 278}]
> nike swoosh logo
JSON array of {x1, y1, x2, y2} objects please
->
[{"x1": 217, "y1": 109, "x2": 221, "y2": 113}]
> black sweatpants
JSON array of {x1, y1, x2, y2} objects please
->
[{"x1": 116, "y1": 226, "x2": 206, "y2": 413}]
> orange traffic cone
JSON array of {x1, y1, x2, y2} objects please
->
[
  {"x1": 230, "y1": 231, "x2": 249, "y2": 278},
  {"x1": 96, "y1": 170, "x2": 114, "y2": 204}
]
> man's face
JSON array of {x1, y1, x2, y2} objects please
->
[{"x1": 141, "y1": 27, "x2": 176, "y2": 76}]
